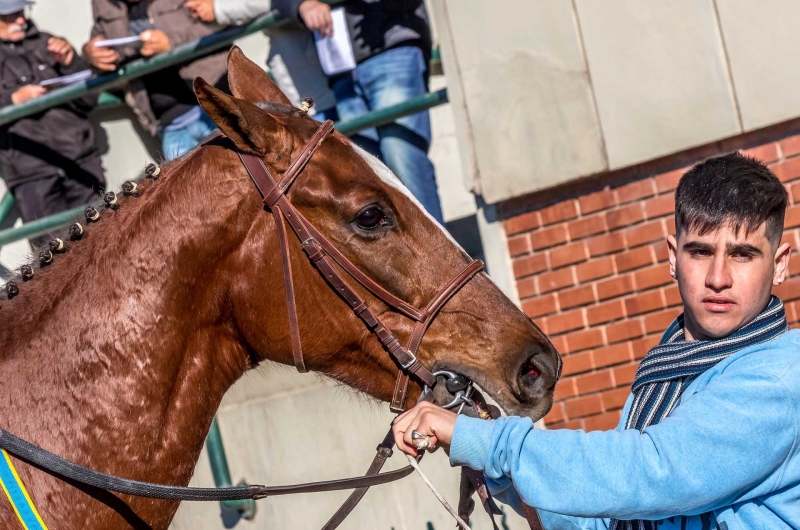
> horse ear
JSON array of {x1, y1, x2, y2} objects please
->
[
  {"x1": 227, "y1": 45, "x2": 292, "y2": 106},
  {"x1": 194, "y1": 76, "x2": 282, "y2": 156}
]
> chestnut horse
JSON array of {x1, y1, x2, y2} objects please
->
[{"x1": 0, "y1": 48, "x2": 559, "y2": 530}]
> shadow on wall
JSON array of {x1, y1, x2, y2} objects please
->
[
  {"x1": 90, "y1": 104, "x2": 163, "y2": 162},
  {"x1": 446, "y1": 214, "x2": 486, "y2": 269}
]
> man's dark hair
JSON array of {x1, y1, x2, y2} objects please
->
[{"x1": 675, "y1": 152, "x2": 788, "y2": 245}]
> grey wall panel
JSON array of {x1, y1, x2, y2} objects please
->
[
  {"x1": 575, "y1": 0, "x2": 741, "y2": 169},
  {"x1": 715, "y1": 0, "x2": 800, "y2": 131},
  {"x1": 436, "y1": 0, "x2": 607, "y2": 204}
]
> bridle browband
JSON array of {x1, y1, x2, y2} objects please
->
[{"x1": 235, "y1": 119, "x2": 484, "y2": 412}]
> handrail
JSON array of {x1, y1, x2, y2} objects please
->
[
  {"x1": 0, "y1": 193, "x2": 13, "y2": 226},
  {"x1": 0, "y1": 88, "x2": 449, "y2": 247}
]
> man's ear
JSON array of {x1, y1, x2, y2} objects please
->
[
  {"x1": 667, "y1": 234, "x2": 678, "y2": 280},
  {"x1": 227, "y1": 45, "x2": 292, "y2": 106},
  {"x1": 194, "y1": 77, "x2": 284, "y2": 156},
  {"x1": 773, "y1": 238, "x2": 791, "y2": 286}
]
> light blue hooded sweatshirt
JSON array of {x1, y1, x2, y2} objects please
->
[{"x1": 449, "y1": 329, "x2": 800, "y2": 530}]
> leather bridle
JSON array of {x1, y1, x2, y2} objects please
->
[
  {"x1": 235, "y1": 119, "x2": 484, "y2": 412},
  {"x1": 0, "y1": 117, "x2": 546, "y2": 530}
]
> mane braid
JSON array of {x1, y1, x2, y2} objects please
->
[{"x1": 0, "y1": 156, "x2": 187, "y2": 346}]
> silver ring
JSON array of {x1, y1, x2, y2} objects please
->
[{"x1": 411, "y1": 430, "x2": 432, "y2": 451}]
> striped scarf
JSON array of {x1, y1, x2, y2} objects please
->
[{"x1": 610, "y1": 295, "x2": 788, "y2": 530}]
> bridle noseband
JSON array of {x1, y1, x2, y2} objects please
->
[{"x1": 235, "y1": 119, "x2": 484, "y2": 412}]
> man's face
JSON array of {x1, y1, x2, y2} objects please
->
[
  {"x1": 668, "y1": 221, "x2": 790, "y2": 341},
  {"x1": 0, "y1": 12, "x2": 27, "y2": 42}
]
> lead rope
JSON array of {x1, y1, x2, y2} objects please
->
[
  {"x1": 404, "y1": 382, "x2": 477, "y2": 530},
  {"x1": 406, "y1": 455, "x2": 471, "y2": 530}
]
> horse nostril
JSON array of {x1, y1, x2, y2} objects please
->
[
  {"x1": 519, "y1": 357, "x2": 542, "y2": 379},
  {"x1": 516, "y1": 354, "x2": 552, "y2": 404}
]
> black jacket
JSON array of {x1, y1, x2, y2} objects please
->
[
  {"x1": 0, "y1": 23, "x2": 100, "y2": 187},
  {"x1": 342, "y1": 0, "x2": 432, "y2": 65}
]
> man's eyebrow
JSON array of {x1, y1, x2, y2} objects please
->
[
  {"x1": 681, "y1": 241, "x2": 714, "y2": 252},
  {"x1": 726, "y1": 242, "x2": 764, "y2": 256}
]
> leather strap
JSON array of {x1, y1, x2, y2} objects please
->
[
  {"x1": 391, "y1": 260, "x2": 484, "y2": 411},
  {"x1": 321, "y1": 429, "x2": 395, "y2": 530},
  {"x1": 272, "y1": 207, "x2": 305, "y2": 371},
  {"x1": 522, "y1": 503, "x2": 546, "y2": 530}
]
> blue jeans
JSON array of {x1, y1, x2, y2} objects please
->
[
  {"x1": 332, "y1": 46, "x2": 444, "y2": 223},
  {"x1": 160, "y1": 107, "x2": 218, "y2": 160},
  {"x1": 314, "y1": 106, "x2": 339, "y2": 122}
]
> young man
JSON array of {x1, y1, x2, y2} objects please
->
[
  {"x1": 394, "y1": 152, "x2": 800, "y2": 529},
  {"x1": 83, "y1": 0, "x2": 227, "y2": 160},
  {"x1": 0, "y1": 0, "x2": 105, "y2": 232}
]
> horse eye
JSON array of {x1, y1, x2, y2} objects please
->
[{"x1": 355, "y1": 205, "x2": 387, "y2": 230}]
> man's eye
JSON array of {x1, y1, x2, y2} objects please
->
[
  {"x1": 355, "y1": 205, "x2": 388, "y2": 230},
  {"x1": 689, "y1": 250, "x2": 711, "y2": 257}
]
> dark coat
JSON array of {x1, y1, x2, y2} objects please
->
[
  {"x1": 0, "y1": 23, "x2": 100, "y2": 188},
  {"x1": 342, "y1": 0, "x2": 432, "y2": 65},
  {"x1": 89, "y1": 0, "x2": 228, "y2": 135}
]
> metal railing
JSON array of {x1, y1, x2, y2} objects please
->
[{"x1": 0, "y1": 88, "x2": 448, "y2": 247}]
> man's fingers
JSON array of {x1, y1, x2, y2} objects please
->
[{"x1": 321, "y1": 13, "x2": 333, "y2": 36}]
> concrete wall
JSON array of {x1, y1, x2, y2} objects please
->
[{"x1": 433, "y1": 0, "x2": 800, "y2": 203}]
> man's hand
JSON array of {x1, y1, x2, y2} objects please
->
[
  {"x1": 11, "y1": 84, "x2": 47, "y2": 104},
  {"x1": 140, "y1": 30, "x2": 171, "y2": 57},
  {"x1": 185, "y1": 0, "x2": 216, "y2": 22},
  {"x1": 392, "y1": 402, "x2": 458, "y2": 457},
  {"x1": 83, "y1": 36, "x2": 119, "y2": 71},
  {"x1": 47, "y1": 37, "x2": 74, "y2": 66},
  {"x1": 298, "y1": 0, "x2": 333, "y2": 37}
]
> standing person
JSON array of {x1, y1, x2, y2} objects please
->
[
  {"x1": 0, "y1": 0, "x2": 105, "y2": 239},
  {"x1": 184, "y1": 0, "x2": 338, "y2": 122},
  {"x1": 82, "y1": 0, "x2": 228, "y2": 160},
  {"x1": 393, "y1": 153, "x2": 800, "y2": 529},
  {"x1": 331, "y1": 0, "x2": 444, "y2": 224}
]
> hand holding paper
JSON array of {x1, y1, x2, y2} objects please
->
[{"x1": 314, "y1": 8, "x2": 355, "y2": 76}]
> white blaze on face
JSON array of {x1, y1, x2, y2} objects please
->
[{"x1": 351, "y1": 144, "x2": 466, "y2": 251}]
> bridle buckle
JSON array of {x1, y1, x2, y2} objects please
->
[{"x1": 399, "y1": 350, "x2": 418, "y2": 370}]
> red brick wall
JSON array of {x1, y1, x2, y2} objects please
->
[{"x1": 504, "y1": 134, "x2": 800, "y2": 431}]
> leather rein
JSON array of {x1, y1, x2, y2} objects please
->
[{"x1": 0, "y1": 118, "x2": 499, "y2": 529}]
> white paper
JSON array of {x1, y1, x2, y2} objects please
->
[
  {"x1": 39, "y1": 69, "x2": 93, "y2": 88},
  {"x1": 314, "y1": 8, "x2": 356, "y2": 76},
  {"x1": 94, "y1": 35, "x2": 142, "y2": 48}
]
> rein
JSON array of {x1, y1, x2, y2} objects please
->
[{"x1": 0, "y1": 118, "x2": 491, "y2": 529}]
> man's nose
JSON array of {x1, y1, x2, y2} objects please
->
[{"x1": 706, "y1": 255, "x2": 732, "y2": 291}]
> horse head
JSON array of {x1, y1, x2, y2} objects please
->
[{"x1": 194, "y1": 47, "x2": 561, "y2": 420}]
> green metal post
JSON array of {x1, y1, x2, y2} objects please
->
[
  {"x1": 206, "y1": 418, "x2": 257, "y2": 519},
  {"x1": 0, "y1": 193, "x2": 15, "y2": 226}
]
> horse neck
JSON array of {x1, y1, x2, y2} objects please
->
[{"x1": 0, "y1": 148, "x2": 260, "y2": 486}]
